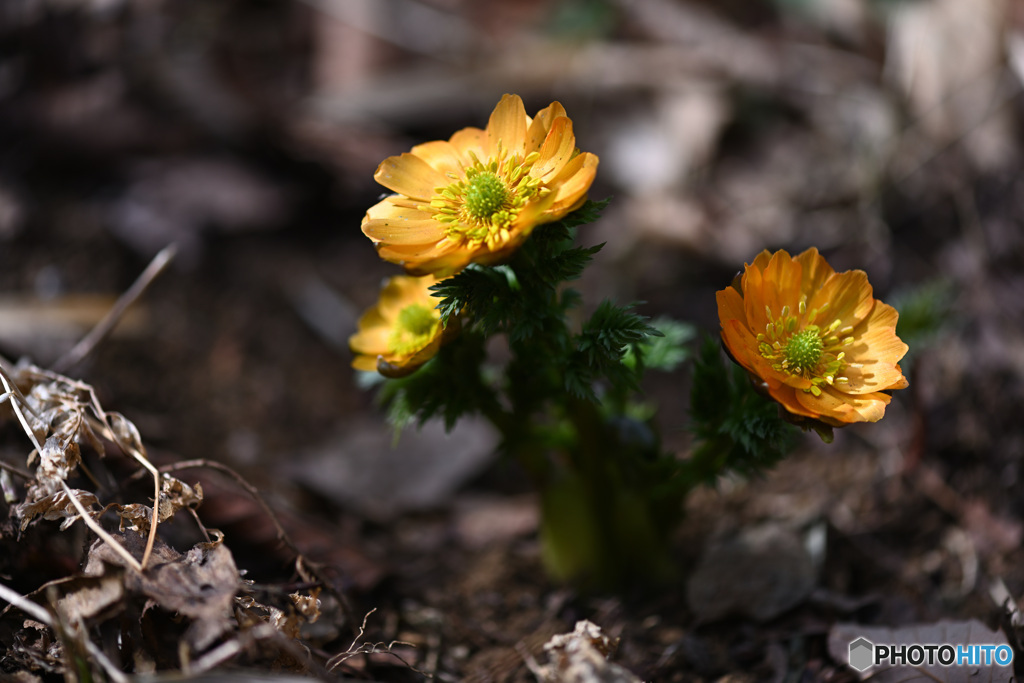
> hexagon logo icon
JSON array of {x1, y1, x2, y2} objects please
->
[{"x1": 848, "y1": 637, "x2": 874, "y2": 672}]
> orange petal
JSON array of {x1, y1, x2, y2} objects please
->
[
  {"x1": 839, "y1": 301, "x2": 909, "y2": 394},
  {"x1": 808, "y1": 269, "x2": 874, "y2": 329},
  {"x1": 526, "y1": 101, "x2": 567, "y2": 153},
  {"x1": 486, "y1": 93, "x2": 528, "y2": 160},
  {"x1": 767, "y1": 382, "x2": 821, "y2": 420},
  {"x1": 449, "y1": 127, "x2": 487, "y2": 161},
  {"x1": 885, "y1": 365, "x2": 909, "y2": 391},
  {"x1": 750, "y1": 250, "x2": 773, "y2": 272},
  {"x1": 411, "y1": 139, "x2": 466, "y2": 177},
  {"x1": 761, "y1": 250, "x2": 803, "y2": 319},
  {"x1": 796, "y1": 386, "x2": 890, "y2": 424},
  {"x1": 720, "y1": 318, "x2": 758, "y2": 372},
  {"x1": 374, "y1": 153, "x2": 449, "y2": 200},
  {"x1": 544, "y1": 152, "x2": 598, "y2": 215},
  {"x1": 531, "y1": 117, "x2": 576, "y2": 183},
  {"x1": 742, "y1": 262, "x2": 769, "y2": 334},
  {"x1": 716, "y1": 286, "x2": 748, "y2": 332},
  {"x1": 794, "y1": 247, "x2": 834, "y2": 300}
]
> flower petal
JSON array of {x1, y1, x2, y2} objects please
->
[
  {"x1": 808, "y1": 269, "x2": 874, "y2": 329},
  {"x1": 750, "y1": 250, "x2": 773, "y2": 272},
  {"x1": 486, "y1": 93, "x2": 528, "y2": 160},
  {"x1": 767, "y1": 382, "x2": 820, "y2": 420},
  {"x1": 760, "y1": 250, "x2": 802, "y2": 319},
  {"x1": 839, "y1": 301, "x2": 909, "y2": 394},
  {"x1": 411, "y1": 139, "x2": 466, "y2": 177},
  {"x1": 449, "y1": 127, "x2": 487, "y2": 161},
  {"x1": 797, "y1": 385, "x2": 891, "y2": 424},
  {"x1": 742, "y1": 261, "x2": 769, "y2": 334},
  {"x1": 531, "y1": 116, "x2": 576, "y2": 183},
  {"x1": 795, "y1": 247, "x2": 834, "y2": 300},
  {"x1": 526, "y1": 101, "x2": 567, "y2": 153},
  {"x1": 374, "y1": 153, "x2": 449, "y2": 200},
  {"x1": 362, "y1": 199, "x2": 445, "y2": 245},
  {"x1": 544, "y1": 152, "x2": 598, "y2": 216}
]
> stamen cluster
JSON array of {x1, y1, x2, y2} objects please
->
[
  {"x1": 430, "y1": 149, "x2": 545, "y2": 251},
  {"x1": 756, "y1": 301, "x2": 852, "y2": 397}
]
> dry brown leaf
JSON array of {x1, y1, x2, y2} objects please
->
[
  {"x1": 53, "y1": 571, "x2": 126, "y2": 624},
  {"x1": 85, "y1": 532, "x2": 240, "y2": 651},
  {"x1": 16, "y1": 488, "x2": 98, "y2": 532}
]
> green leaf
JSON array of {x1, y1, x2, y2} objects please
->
[
  {"x1": 623, "y1": 317, "x2": 695, "y2": 372},
  {"x1": 377, "y1": 331, "x2": 495, "y2": 432},
  {"x1": 686, "y1": 336, "x2": 797, "y2": 486}
]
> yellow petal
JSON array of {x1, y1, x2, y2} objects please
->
[
  {"x1": 449, "y1": 127, "x2": 487, "y2": 160},
  {"x1": 544, "y1": 152, "x2": 598, "y2": 216},
  {"x1": 374, "y1": 153, "x2": 449, "y2": 200},
  {"x1": 351, "y1": 354, "x2": 381, "y2": 372},
  {"x1": 531, "y1": 117, "x2": 576, "y2": 183},
  {"x1": 486, "y1": 93, "x2": 528, "y2": 160},
  {"x1": 526, "y1": 101, "x2": 567, "y2": 153},
  {"x1": 411, "y1": 139, "x2": 466, "y2": 177},
  {"x1": 362, "y1": 200, "x2": 445, "y2": 245}
]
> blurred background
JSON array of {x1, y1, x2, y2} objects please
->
[{"x1": 2, "y1": 0, "x2": 1024, "y2": 679}]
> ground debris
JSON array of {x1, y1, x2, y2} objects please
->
[
  {"x1": 0, "y1": 355, "x2": 336, "y2": 680},
  {"x1": 526, "y1": 620, "x2": 641, "y2": 683}
]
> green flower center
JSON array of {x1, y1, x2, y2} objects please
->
[
  {"x1": 387, "y1": 303, "x2": 439, "y2": 355},
  {"x1": 464, "y1": 171, "x2": 509, "y2": 221},
  {"x1": 756, "y1": 301, "x2": 854, "y2": 396},
  {"x1": 784, "y1": 329, "x2": 823, "y2": 371},
  {"x1": 429, "y1": 148, "x2": 545, "y2": 251}
]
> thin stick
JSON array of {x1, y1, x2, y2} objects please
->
[
  {"x1": 59, "y1": 480, "x2": 142, "y2": 573},
  {"x1": 0, "y1": 457, "x2": 33, "y2": 480},
  {"x1": 0, "y1": 580, "x2": 130, "y2": 683},
  {"x1": 52, "y1": 244, "x2": 177, "y2": 374},
  {"x1": 83, "y1": 397, "x2": 162, "y2": 571},
  {"x1": 159, "y1": 459, "x2": 302, "y2": 558},
  {"x1": 0, "y1": 373, "x2": 44, "y2": 455}
]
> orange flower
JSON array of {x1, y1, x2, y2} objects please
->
[
  {"x1": 717, "y1": 248, "x2": 908, "y2": 427},
  {"x1": 361, "y1": 94, "x2": 599, "y2": 276},
  {"x1": 349, "y1": 275, "x2": 456, "y2": 377}
]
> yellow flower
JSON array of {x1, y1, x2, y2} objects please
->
[
  {"x1": 362, "y1": 94, "x2": 599, "y2": 276},
  {"x1": 717, "y1": 248, "x2": 909, "y2": 427},
  {"x1": 349, "y1": 275, "x2": 455, "y2": 377}
]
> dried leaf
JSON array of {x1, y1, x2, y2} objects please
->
[
  {"x1": 529, "y1": 620, "x2": 640, "y2": 683},
  {"x1": 105, "y1": 411, "x2": 146, "y2": 458},
  {"x1": 16, "y1": 489, "x2": 99, "y2": 531},
  {"x1": 54, "y1": 571, "x2": 126, "y2": 624},
  {"x1": 85, "y1": 532, "x2": 240, "y2": 651},
  {"x1": 116, "y1": 476, "x2": 202, "y2": 533}
]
